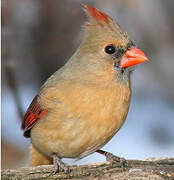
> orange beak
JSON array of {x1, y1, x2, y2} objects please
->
[{"x1": 120, "y1": 46, "x2": 148, "y2": 68}]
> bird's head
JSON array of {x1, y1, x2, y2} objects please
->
[{"x1": 68, "y1": 5, "x2": 148, "y2": 83}]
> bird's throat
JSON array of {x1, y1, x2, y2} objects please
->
[{"x1": 114, "y1": 64, "x2": 131, "y2": 85}]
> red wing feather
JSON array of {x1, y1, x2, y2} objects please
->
[{"x1": 21, "y1": 95, "x2": 48, "y2": 138}]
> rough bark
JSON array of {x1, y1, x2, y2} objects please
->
[{"x1": 1, "y1": 158, "x2": 174, "y2": 180}]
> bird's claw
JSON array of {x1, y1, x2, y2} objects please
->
[
  {"x1": 96, "y1": 149, "x2": 127, "y2": 167},
  {"x1": 105, "y1": 152, "x2": 126, "y2": 164},
  {"x1": 53, "y1": 154, "x2": 70, "y2": 173}
]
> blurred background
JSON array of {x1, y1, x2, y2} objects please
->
[{"x1": 2, "y1": 0, "x2": 174, "y2": 169}]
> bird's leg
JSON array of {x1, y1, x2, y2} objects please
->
[
  {"x1": 96, "y1": 149, "x2": 126, "y2": 165},
  {"x1": 52, "y1": 154, "x2": 70, "y2": 173}
]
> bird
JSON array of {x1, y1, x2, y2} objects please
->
[{"x1": 21, "y1": 4, "x2": 147, "y2": 173}]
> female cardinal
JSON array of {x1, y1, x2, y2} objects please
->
[{"x1": 22, "y1": 5, "x2": 147, "y2": 173}]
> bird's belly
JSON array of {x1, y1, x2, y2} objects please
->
[{"x1": 31, "y1": 83, "x2": 130, "y2": 158}]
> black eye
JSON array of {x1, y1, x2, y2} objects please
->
[{"x1": 105, "y1": 45, "x2": 116, "y2": 54}]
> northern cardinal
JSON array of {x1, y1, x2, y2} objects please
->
[{"x1": 22, "y1": 5, "x2": 147, "y2": 173}]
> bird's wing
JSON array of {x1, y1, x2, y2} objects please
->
[{"x1": 21, "y1": 95, "x2": 48, "y2": 138}]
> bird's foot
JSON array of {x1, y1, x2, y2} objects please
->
[
  {"x1": 52, "y1": 154, "x2": 70, "y2": 173},
  {"x1": 96, "y1": 149, "x2": 126, "y2": 166}
]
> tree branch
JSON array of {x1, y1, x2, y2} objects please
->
[{"x1": 2, "y1": 158, "x2": 174, "y2": 180}]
